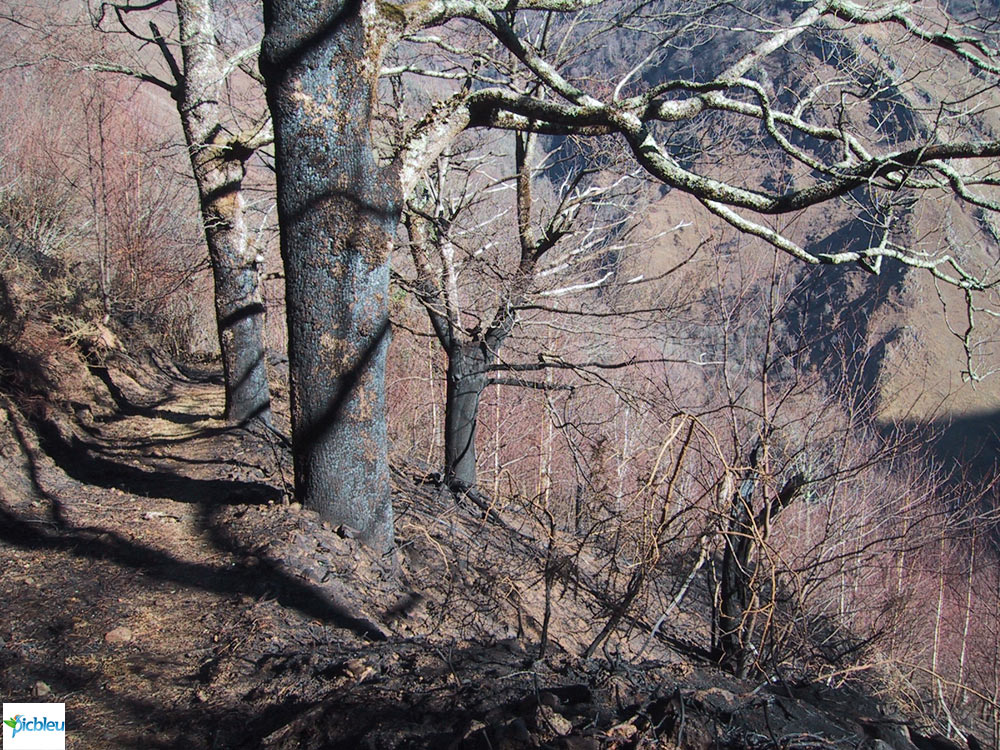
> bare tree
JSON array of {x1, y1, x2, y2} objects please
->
[
  {"x1": 259, "y1": 0, "x2": 1000, "y2": 546},
  {"x1": 86, "y1": 0, "x2": 273, "y2": 425},
  {"x1": 399, "y1": 127, "x2": 665, "y2": 490}
]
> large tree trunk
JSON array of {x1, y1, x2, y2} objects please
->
[
  {"x1": 444, "y1": 341, "x2": 490, "y2": 490},
  {"x1": 176, "y1": 0, "x2": 271, "y2": 425},
  {"x1": 261, "y1": 0, "x2": 397, "y2": 548}
]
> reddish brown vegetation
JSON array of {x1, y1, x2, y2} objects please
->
[{"x1": 0, "y1": 2, "x2": 999, "y2": 748}]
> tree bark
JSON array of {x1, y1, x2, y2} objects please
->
[
  {"x1": 444, "y1": 341, "x2": 490, "y2": 490},
  {"x1": 717, "y1": 449, "x2": 804, "y2": 677},
  {"x1": 261, "y1": 0, "x2": 398, "y2": 548},
  {"x1": 719, "y1": 507, "x2": 754, "y2": 677},
  {"x1": 176, "y1": 0, "x2": 271, "y2": 425}
]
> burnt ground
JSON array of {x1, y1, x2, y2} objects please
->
[{"x1": 0, "y1": 348, "x2": 969, "y2": 749}]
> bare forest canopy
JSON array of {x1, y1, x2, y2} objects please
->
[{"x1": 2, "y1": 0, "x2": 1000, "y2": 748}]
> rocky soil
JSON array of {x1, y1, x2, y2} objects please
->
[{"x1": 0, "y1": 347, "x2": 984, "y2": 750}]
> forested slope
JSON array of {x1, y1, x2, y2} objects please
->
[{"x1": 1, "y1": 0, "x2": 999, "y2": 748}]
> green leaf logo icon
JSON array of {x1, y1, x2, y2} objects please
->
[{"x1": 3, "y1": 715, "x2": 18, "y2": 729}]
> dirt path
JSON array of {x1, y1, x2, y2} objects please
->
[
  {"x1": 0, "y1": 361, "x2": 617, "y2": 749},
  {"x1": 0, "y1": 367, "x2": 299, "y2": 747}
]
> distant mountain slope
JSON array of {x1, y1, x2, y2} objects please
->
[{"x1": 615, "y1": 0, "x2": 1000, "y2": 481}]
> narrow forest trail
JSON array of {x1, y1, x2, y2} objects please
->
[
  {"x1": 0, "y1": 363, "x2": 300, "y2": 748},
  {"x1": 0, "y1": 355, "x2": 931, "y2": 750}
]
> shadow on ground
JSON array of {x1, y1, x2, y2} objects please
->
[{"x1": 2, "y1": 401, "x2": 386, "y2": 641}]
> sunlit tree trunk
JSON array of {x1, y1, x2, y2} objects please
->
[
  {"x1": 993, "y1": 564, "x2": 1000, "y2": 749},
  {"x1": 539, "y1": 379, "x2": 556, "y2": 506},
  {"x1": 957, "y1": 527, "x2": 976, "y2": 706},
  {"x1": 493, "y1": 385, "x2": 502, "y2": 499},
  {"x1": 932, "y1": 531, "x2": 946, "y2": 678},
  {"x1": 261, "y1": 0, "x2": 397, "y2": 547},
  {"x1": 176, "y1": 0, "x2": 271, "y2": 425},
  {"x1": 427, "y1": 332, "x2": 440, "y2": 466}
]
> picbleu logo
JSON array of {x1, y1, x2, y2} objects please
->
[
  {"x1": 2, "y1": 702, "x2": 65, "y2": 750},
  {"x1": 7, "y1": 714, "x2": 65, "y2": 735}
]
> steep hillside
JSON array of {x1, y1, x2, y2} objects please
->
[
  {"x1": 618, "y1": 0, "x2": 1000, "y2": 484},
  {"x1": 0, "y1": 337, "x2": 988, "y2": 750},
  {"x1": 1, "y1": 1, "x2": 999, "y2": 747},
  {"x1": 0, "y1": 233, "x2": 987, "y2": 747}
]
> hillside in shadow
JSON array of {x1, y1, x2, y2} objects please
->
[{"x1": 894, "y1": 409, "x2": 1000, "y2": 491}]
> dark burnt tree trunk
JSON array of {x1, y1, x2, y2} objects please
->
[
  {"x1": 174, "y1": 0, "x2": 271, "y2": 425},
  {"x1": 407, "y1": 259, "x2": 520, "y2": 491},
  {"x1": 717, "y1": 443, "x2": 805, "y2": 677},
  {"x1": 261, "y1": 0, "x2": 398, "y2": 547},
  {"x1": 444, "y1": 340, "x2": 490, "y2": 490},
  {"x1": 718, "y1": 468, "x2": 755, "y2": 678},
  {"x1": 405, "y1": 261, "x2": 512, "y2": 491}
]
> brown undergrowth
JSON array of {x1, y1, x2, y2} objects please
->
[{"x1": 0, "y1": 338, "x2": 982, "y2": 750}]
